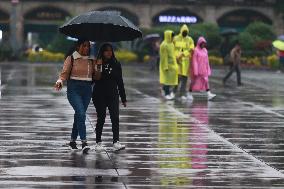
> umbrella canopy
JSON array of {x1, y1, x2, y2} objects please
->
[
  {"x1": 273, "y1": 40, "x2": 284, "y2": 51},
  {"x1": 59, "y1": 11, "x2": 142, "y2": 42},
  {"x1": 143, "y1": 33, "x2": 160, "y2": 41},
  {"x1": 220, "y1": 28, "x2": 238, "y2": 36}
]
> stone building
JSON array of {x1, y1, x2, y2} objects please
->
[{"x1": 0, "y1": 0, "x2": 283, "y2": 51}]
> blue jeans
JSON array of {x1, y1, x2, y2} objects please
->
[{"x1": 67, "y1": 80, "x2": 92, "y2": 141}]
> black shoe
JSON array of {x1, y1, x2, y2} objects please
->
[
  {"x1": 69, "y1": 141, "x2": 78, "y2": 150},
  {"x1": 82, "y1": 142, "x2": 90, "y2": 154}
]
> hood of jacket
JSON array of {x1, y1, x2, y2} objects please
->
[
  {"x1": 197, "y1": 37, "x2": 206, "y2": 48},
  {"x1": 180, "y1": 24, "x2": 189, "y2": 35},
  {"x1": 164, "y1": 30, "x2": 174, "y2": 43}
]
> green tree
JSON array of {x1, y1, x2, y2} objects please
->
[
  {"x1": 241, "y1": 22, "x2": 275, "y2": 56},
  {"x1": 190, "y1": 23, "x2": 222, "y2": 49},
  {"x1": 46, "y1": 33, "x2": 74, "y2": 55},
  {"x1": 245, "y1": 22, "x2": 275, "y2": 41}
]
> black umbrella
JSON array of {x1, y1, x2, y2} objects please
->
[
  {"x1": 143, "y1": 33, "x2": 160, "y2": 41},
  {"x1": 220, "y1": 28, "x2": 238, "y2": 36},
  {"x1": 59, "y1": 11, "x2": 142, "y2": 42}
]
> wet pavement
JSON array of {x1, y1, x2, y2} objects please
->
[{"x1": 1, "y1": 63, "x2": 284, "y2": 188}]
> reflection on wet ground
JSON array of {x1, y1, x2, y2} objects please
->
[{"x1": 1, "y1": 63, "x2": 284, "y2": 188}]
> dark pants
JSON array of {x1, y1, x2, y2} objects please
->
[
  {"x1": 67, "y1": 80, "x2": 92, "y2": 141},
  {"x1": 163, "y1": 85, "x2": 170, "y2": 96},
  {"x1": 173, "y1": 75, "x2": 188, "y2": 97},
  {"x1": 223, "y1": 64, "x2": 241, "y2": 85},
  {"x1": 93, "y1": 93, "x2": 119, "y2": 144}
]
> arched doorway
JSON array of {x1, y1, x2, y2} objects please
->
[
  {"x1": 218, "y1": 9, "x2": 272, "y2": 31},
  {"x1": 97, "y1": 7, "x2": 139, "y2": 26},
  {"x1": 152, "y1": 9, "x2": 202, "y2": 26},
  {"x1": 24, "y1": 6, "x2": 70, "y2": 48},
  {"x1": 0, "y1": 9, "x2": 9, "y2": 42}
]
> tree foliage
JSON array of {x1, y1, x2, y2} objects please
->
[{"x1": 46, "y1": 33, "x2": 74, "y2": 55}]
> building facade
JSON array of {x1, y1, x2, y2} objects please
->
[{"x1": 0, "y1": 0, "x2": 283, "y2": 51}]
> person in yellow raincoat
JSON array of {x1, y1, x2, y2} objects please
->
[
  {"x1": 159, "y1": 30, "x2": 178, "y2": 100},
  {"x1": 173, "y1": 24, "x2": 195, "y2": 100}
]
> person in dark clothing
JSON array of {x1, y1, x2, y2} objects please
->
[{"x1": 92, "y1": 43, "x2": 127, "y2": 152}]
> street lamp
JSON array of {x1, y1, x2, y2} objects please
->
[{"x1": 10, "y1": 0, "x2": 20, "y2": 57}]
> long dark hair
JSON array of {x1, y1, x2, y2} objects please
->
[
  {"x1": 65, "y1": 39, "x2": 90, "y2": 58},
  {"x1": 97, "y1": 43, "x2": 117, "y2": 62}
]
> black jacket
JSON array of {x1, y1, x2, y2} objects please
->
[{"x1": 93, "y1": 59, "x2": 126, "y2": 103}]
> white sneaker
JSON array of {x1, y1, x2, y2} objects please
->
[
  {"x1": 170, "y1": 92, "x2": 175, "y2": 99},
  {"x1": 207, "y1": 91, "x2": 216, "y2": 100},
  {"x1": 186, "y1": 93, "x2": 194, "y2": 100},
  {"x1": 181, "y1": 95, "x2": 187, "y2": 100},
  {"x1": 165, "y1": 95, "x2": 174, "y2": 100},
  {"x1": 95, "y1": 142, "x2": 106, "y2": 152},
  {"x1": 113, "y1": 141, "x2": 125, "y2": 151}
]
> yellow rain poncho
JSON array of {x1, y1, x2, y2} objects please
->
[
  {"x1": 173, "y1": 24, "x2": 195, "y2": 76},
  {"x1": 159, "y1": 30, "x2": 178, "y2": 86}
]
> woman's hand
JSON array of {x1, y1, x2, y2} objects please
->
[
  {"x1": 122, "y1": 102, "x2": 127, "y2": 107},
  {"x1": 94, "y1": 59, "x2": 103, "y2": 72},
  {"x1": 54, "y1": 79, "x2": 63, "y2": 91}
]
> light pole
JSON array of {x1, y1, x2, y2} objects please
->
[{"x1": 10, "y1": 0, "x2": 20, "y2": 57}]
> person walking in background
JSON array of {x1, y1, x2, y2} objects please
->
[
  {"x1": 92, "y1": 43, "x2": 127, "y2": 152},
  {"x1": 190, "y1": 37, "x2": 216, "y2": 100},
  {"x1": 173, "y1": 24, "x2": 195, "y2": 101},
  {"x1": 223, "y1": 41, "x2": 243, "y2": 86},
  {"x1": 159, "y1": 30, "x2": 179, "y2": 100},
  {"x1": 54, "y1": 39, "x2": 97, "y2": 153}
]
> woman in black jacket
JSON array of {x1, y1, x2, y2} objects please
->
[{"x1": 92, "y1": 43, "x2": 127, "y2": 152}]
